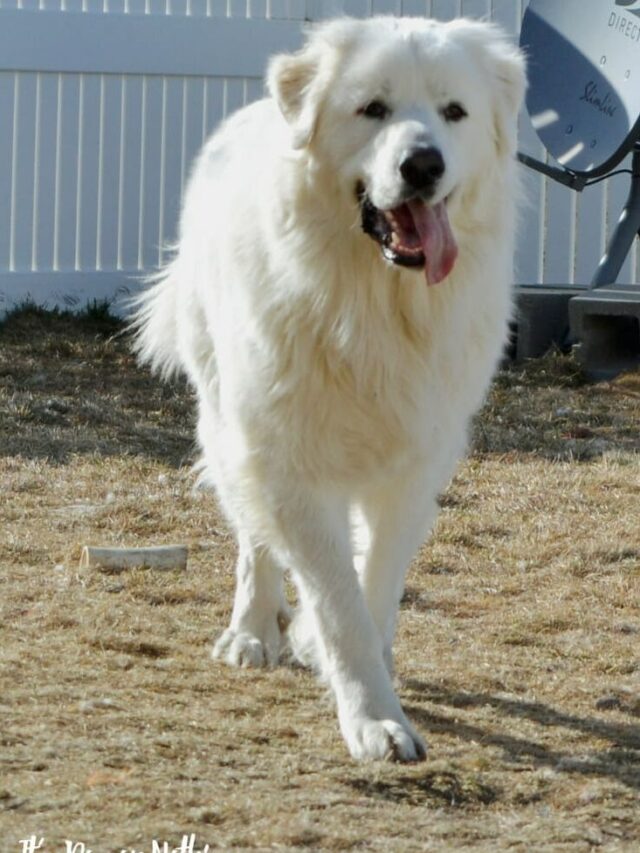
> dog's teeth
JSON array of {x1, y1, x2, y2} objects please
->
[{"x1": 393, "y1": 242, "x2": 423, "y2": 256}]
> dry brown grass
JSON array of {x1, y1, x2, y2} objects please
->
[{"x1": 1, "y1": 306, "x2": 639, "y2": 851}]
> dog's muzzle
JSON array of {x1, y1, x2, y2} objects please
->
[{"x1": 356, "y1": 149, "x2": 458, "y2": 286}]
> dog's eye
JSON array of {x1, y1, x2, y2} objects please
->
[
  {"x1": 358, "y1": 100, "x2": 391, "y2": 120},
  {"x1": 441, "y1": 102, "x2": 468, "y2": 123}
]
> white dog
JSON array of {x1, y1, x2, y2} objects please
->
[{"x1": 134, "y1": 16, "x2": 525, "y2": 762}]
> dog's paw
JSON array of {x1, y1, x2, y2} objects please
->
[
  {"x1": 212, "y1": 628, "x2": 279, "y2": 668},
  {"x1": 342, "y1": 716, "x2": 427, "y2": 763}
]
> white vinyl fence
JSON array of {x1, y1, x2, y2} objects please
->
[{"x1": 0, "y1": 0, "x2": 638, "y2": 314}]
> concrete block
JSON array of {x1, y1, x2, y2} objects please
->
[
  {"x1": 569, "y1": 289, "x2": 640, "y2": 379},
  {"x1": 514, "y1": 287, "x2": 583, "y2": 360}
]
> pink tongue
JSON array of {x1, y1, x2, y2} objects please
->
[{"x1": 406, "y1": 199, "x2": 458, "y2": 285}]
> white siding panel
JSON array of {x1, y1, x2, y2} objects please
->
[
  {"x1": 181, "y1": 77, "x2": 206, "y2": 191},
  {"x1": 76, "y1": 73, "x2": 101, "y2": 272},
  {"x1": 203, "y1": 77, "x2": 224, "y2": 140},
  {"x1": 118, "y1": 75, "x2": 144, "y2": 270},
  {"x1": 55, "y1": 74, "x2": 81, "y2": 271},
  {"x1": 268, "y1": 0, "x2": 286, "y2": 17},
  {"x1": 97, "y1": 75, "x2": 124, "y2": 269},
  {"x1": 159, "y1": 76, "x2": 186, "y2": 258},
  {"x1": 189, "y1": 0, "x2": 209, "y2": 15},
  {"x1": 0, "y1": 73, "x2": 15, "y2": 270},
  {"x1": 146, "y1": 0, "x2": 171, "y2": 12},
  {"x1": 515, "y1": 167, "x2": 545, "y2": 286},
  {"x1": 223, "y1": 77, "x2": 245, "y2": 117},
  {"x1": 0, "y1": 12, "x2": 304, "y2": 76},
  {"x1": 269, "y1": 0, "x2": 307, "y2": 19},
  {"x1": 543, "y1": 176, "x2": 575, "y2": 285},
  {"x1": 227, "y1": 0, "x2": 246, "y2": 18},
  {"x1": 460, "y1": 0, "x2": 489, "y2": 20},
  {"x1": 607, "y1": 156, "x2": 636, "y2": 285},
  {"x1": 207, "y1": 0, "x2": 227, "y2": 17},
  {"x1": 489, "y1": 0, "x2": 522, "y2": 35},
  {"x1": 248, "y1": 0, "x2": 267, "y2": 16},
  {"x1": 338, "y1": 0, "x2": 370, "y2": 18},
  {"x1": 33, "y1": 73, "x2": 59, "y2": 271},
  {"x1": 400, "y1": 0, "x2": 427, "y2": 18},
  {"x1": 371, "y1": 0, "x2": 399, "y2": 16},
  {"x1": 12, "y1": 73, "x2": 37, "y2": 272},
  {"x1": 573, "y1": 182, "x2": 607, "y2": 286},
  {"x1": 5, "y1": 0, "x2": 296, "y2": 10},
  {"x1": 430, "y1": 0, "x2": 460, "y2": 22},
  {"x1": 244, "y1": 77, "x2": 264, "y2": 105},
  {"x1": 287, "y1": 0, "x2": 307, "y2": 19},
  {"x1": 139, "y1": 75, "x2": 163, "y2": 268}
]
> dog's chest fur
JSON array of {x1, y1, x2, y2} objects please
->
[{"x1": 240, "y1": 253, "x2": 502, "y2": 486}]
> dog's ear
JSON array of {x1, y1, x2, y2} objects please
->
[
  {"x1": 269, "y1": 20, "x2": 357, "y2": 149},
  {"x1": 488, "y1": 41, "x2": 527, "y2": 159},
  {"x1": 450, "y1": 21, "x2": 526, "y2": 159},
  {"x1": 268, "y1": 47, "x2": 325, "y2": 149}
]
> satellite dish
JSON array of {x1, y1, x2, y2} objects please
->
[{"x1": 521, "y1": 0, "x2": 640, "y2": 177}]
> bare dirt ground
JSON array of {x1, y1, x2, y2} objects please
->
[{"x1": 1, "y1": 305, "x2": 639, "y2": 852}]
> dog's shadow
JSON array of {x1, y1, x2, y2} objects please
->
[{"x1": 400, "y1": 680, "x2": 640, "y2": 792}]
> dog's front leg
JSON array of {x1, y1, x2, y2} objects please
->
[
  {"x1": 274, "y1": 484, "x2": 426, "y2": 763},
  {"x1": 354, "y1": 464, "x2": 439, "y2": 673}
]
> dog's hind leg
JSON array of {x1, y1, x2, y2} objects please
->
[
  {"x1": 198, "y1": 404, "x2": 290, "y2": 668},
  {"x1": 212, "y1": 533, "x2": 290, "y2": 668}
]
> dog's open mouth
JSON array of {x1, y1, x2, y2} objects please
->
[{"x1": 357, "y1": 183, "x2": 458, "y2": 285}]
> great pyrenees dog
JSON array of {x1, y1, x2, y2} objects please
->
[{"x1": 134, "y1": 16, "x2": 526, "y2": 762}]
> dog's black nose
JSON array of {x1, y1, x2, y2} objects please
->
[{"x1": 399, "y1": 147, "x2": 445, "y2": 191}]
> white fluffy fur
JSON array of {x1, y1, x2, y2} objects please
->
[{"x1": 134, "y1": 16, "x2": 526, "y2": 762}]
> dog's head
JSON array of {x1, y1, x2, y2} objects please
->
[{"x1": 268, "y1": 17, "x2": 526, "y2": 284}]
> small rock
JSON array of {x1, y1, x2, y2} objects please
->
[
  {"x1": 583, "y1": 827, "x2": 604, "y2": 846},
  {"x1": 191, "y1": 808, "x2": 223, "y2": 825},
  {"x1": 564, "y1": 426, "x2": 593, "y2": 439},
  {"x1": 0, "y1": 791, "x2": 27, "y2": 810},
  {"x1": 595, "y1": 695, "x2": 622, "y2": 711},
  {"x1": 78, "y1": 698, "x2": 121, "y2": 712},
  {"x1": 46, "y1": 398, "x2": 70, "y2": 414}
]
